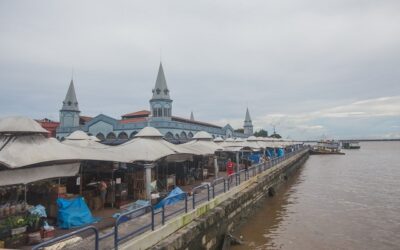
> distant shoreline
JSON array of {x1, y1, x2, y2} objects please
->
[{"x1": 304, "y1": 139, "x2": 400, "y2": 142}]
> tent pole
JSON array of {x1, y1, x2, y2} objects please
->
[
  {"x1": 80, "y1": 163, "x2": 83, "y2": 195},
  {"x1": 214, "y1": 156, "x2": 219, "y2": 179},
  {"x1": 144, "y1": 163, "x2": 154, "y2": 201},
  {"x1": 236, "y1": 152, "x2": 240, "y2": 173},
  {"x1": 24, "y1": 184, "x2": 27, "y2": 203}
]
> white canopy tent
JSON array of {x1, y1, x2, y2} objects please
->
[
  {"x1": 178, "y1": 131, "x2": 223, "y2": 155},
  {"x1": 111, "y1": 127, "x2": 193, "y2": 163},
  {"x1": 0, "y1": 117, "x2": 128, "y2": 186}
]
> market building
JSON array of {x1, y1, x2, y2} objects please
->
[{"x1": 56, "y1": 63, "x2": 253, "y2": 143}]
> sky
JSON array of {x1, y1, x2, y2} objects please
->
[{"x1": 0, "y1": 0, "x2": 399, "y2": 140}]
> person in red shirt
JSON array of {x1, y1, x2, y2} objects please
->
[{"x1": 226, "y1": 158, "x2": 235, "y2": 184}]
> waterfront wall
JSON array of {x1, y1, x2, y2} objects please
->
[{"x1": 120, "y1": 149, "x2": 309, "y2": 250}]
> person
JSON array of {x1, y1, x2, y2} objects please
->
[
  {"x1": 99, "y1": 180, "x2": 107, "y2": 209},
  {"x1": 226, "y1": 158, "x2": 235, "y2": 184}
]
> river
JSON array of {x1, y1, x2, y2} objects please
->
[{"x1": 232, "y1": 141, "x2": 400, "y2": 250}]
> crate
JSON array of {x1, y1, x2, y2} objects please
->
[
  {"x1": 11, "y1": 226, "x2": 27, "y2": 235},
  {"x1": 40, "y1": 228, "x2": 55, "y2": 239}
]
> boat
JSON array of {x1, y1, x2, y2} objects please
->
[
  {"x1": 310, "y1": 140, "x2": 345, "y2": 155},
  {"x1": 342, "y1": 141, "x2": 361, "y2": 149}
]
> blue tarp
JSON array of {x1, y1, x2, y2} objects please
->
[
  {"x1": 57, "y1": 196, "x2": 98, "y2": 229},
  {"x1": 154, "y1": 187, "x2": 185, "y2": 210},
  {"x1": 249, "y1": 153, "x2": 261, "y2": 164},
  {"x1": 277, "y1": 148, "x2": 285, "y2": 157},
  {"x1": 267, "y1": 148, "x2": 275, "y2": 157}
]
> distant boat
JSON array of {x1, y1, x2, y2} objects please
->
[
  {"x1": 342, "y1": 141, "x2": 361, "y2": 149},
  {"x1": 310, "y1": 140, "x2": 345, "y2": 155}
]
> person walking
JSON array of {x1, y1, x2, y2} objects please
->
[
  {"x1": 226, "y1": 158, "x2": 235, "y2": 185},
  {"x1": 99, "y1": 180, "x2": 108, "y2": 209}
]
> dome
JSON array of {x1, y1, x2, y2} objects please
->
[
  {"x1": 0, "y1": 116, "x2": 48, "y2": 134},
  {"x1": 225, "y1": 138, "x2": 235, "y2": 142},
  {"x1": 193, "y1": 131, "x2": 213, "y2": 140},
  {"x1": 235, "y1": 138, "x2": 244, "y2": 142},
  {"x1": 214, "y1": 137, "x2": 224, "y2": 142},
  {"x1": 135, "y1": 127, "x2": 163, "y2": 138},
  {"x1": 66, "y1": 130, "x2": 91, "y2": 140}
]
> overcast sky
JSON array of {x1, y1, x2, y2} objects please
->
[{"x1": 0, "y1": 0, "x2": 399, "y2": 140}]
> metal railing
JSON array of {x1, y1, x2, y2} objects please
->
[
  {"x1": 33, "y1": 146, "x2": 306, "y2": 250},
  {"x1": 32, "y1": 225, "x2": 99, "y2": 250},
  {"x1": 114, "y1": 204, "x2": 154, "y2": 250},
  {"x1": 161, "y1": 192, "x2": 189, "y2": 223},
  {"x1": 192, "y1": 183, "x2": 210, "y2": 209},
  {"x1": 212, "y1": 177, "x2": 226, "y2": 197}
]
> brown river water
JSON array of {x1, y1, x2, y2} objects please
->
[{"x1": 232, "y1": 141, "x2": 400, "y2": 250}]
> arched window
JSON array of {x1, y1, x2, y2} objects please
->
[
  {"x1": 180, "y1": 131, "x2": 187, "y2": 139},
  {"x1": 106, "y1": 132, "x2": 116, "y2": 140},
  {"x1": 165, "y1": 132, "x2": 174, "y2": 139},
  {"x1": 118, "y1": 132, "x2": 128, "y2": 140},
  {"x1": 188, "y1": 132, "x2": 194, "y2": 138},
  {"x1": 96, "y1": 133, "x2": 105, "y2": 141},
  {"x1": 175, "y1": 134, "x2": 180, "y2": 139},
  {"x1": 130, "y1": 131, "x2": 138, "y2": 138}
]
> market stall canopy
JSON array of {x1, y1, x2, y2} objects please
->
[
  {"x1": 0, "y1": 116, "x2": 48, "y2": 135},
  {"x1": 221, "y1": 138, "x2": 253, "y2": 152},
  {"x1": 63, "y1": 130, "x2": 111, "y2": 149},
  {"x1": 245, "y1": 136, "x2": 264, "y2": 150},
  {"x1": 213, "y1": 137, "x2": 224, "y2": 143},
  {"x1": 62, "y1": 130, "x2": 129, "y2": 162},
  {"x1": 0, "y1": 163, "x2": 80, "y2": 186},
  {"x1": 111, "y1": 127, "x2": 193, "y2": 163},
  {"x1": 177, "y1": 131, "x2": 223, "y2": 155},
  {"x1": 0, "y1": 117, "x2": 128, "y2": 169}
]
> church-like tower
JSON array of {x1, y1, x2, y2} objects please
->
[
  {"x1": 149, "y1": 63, "x2": 173, "y2": 121},
  {"x1": 243, "y1": 107, "x2": 253, "y2": 137},
  {"x1": 59, "y1": 80, "x2": 80, "y2": 128}
]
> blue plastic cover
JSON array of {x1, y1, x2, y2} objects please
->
[
  {"x1": 277, "y1": 148, "x2": 285, "y2": 157},
  {"x1": 249, "y1": 153, "x2": 261, "y2": 164},
  {"x1": 267, "y1": 148, "x2": 275, "y2": 157},
  {"x1": 57, "y1": 196, "x2": 99, "y2": 229},
  {"x1": 154, "y1": 187, "x2": 185, "y2": 210}
]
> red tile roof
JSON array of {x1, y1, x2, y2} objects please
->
[
  {"x1": 119, "y1": 117, "x2": 148, "y2": 124},
  {"x1": 79, "y1": 116, "x2": 93, "y2": 122},
  {"x1": 172, "y1": 116, "x2": 222, "y2": 129},
  {"x1": 121, "y1": 110, "x2": 150, "y2": 118}
]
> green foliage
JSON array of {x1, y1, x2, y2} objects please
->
[
  {"x1": 270, "y1": 133, "x2": 282, "y2": 139},
  {"x1": 234, "y1": 128, "x2": 244, "y2": 133},
  {"x1": 4, "y1": 216, "x2": 26, "y2": 229},
  {"x1": 254, "y1": 129, "x2": 268, "y2": 137}
]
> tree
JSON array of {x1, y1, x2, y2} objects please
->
[
  {"x1": 254, "y1": 129, "x2": 269, "y2": 137},
  {"x1": 270, "y1": 133, "x2": 282, "y2": 139},
  {"x1": 234, "y1": 128, "x2": 244, "y2": 133}
]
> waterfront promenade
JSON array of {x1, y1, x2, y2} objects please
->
[{"x1": 32, "y1": 146, "x2": 308, "y2": 250}]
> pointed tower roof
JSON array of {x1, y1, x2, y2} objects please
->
[
  {"x1": 151, "y1": 62, "x2": 170, "y2": 100},
  {"x1": 190, "y1": 111, "x2": 194, "y2": 121},
  {"x1": 245, "y1": 107, "x2": 252, "y2": 122},
  {"x1": 61, "y1": 80, "x2": 80, "y2": 111}
]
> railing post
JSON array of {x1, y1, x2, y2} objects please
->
[
  {"x1": 192, "y1": 191, "x2": 196, "y2": 209},
  {"x1": 151, "y1": 206, "x2": 154, "y2": 231},
  {"x1": 185, "y1": 193, "x2": 188, "y2": 213},
  {"x1": 223, "y1": 179, "x2": 226, "y2": 193},
  {"x1": 161, "y1": 206, "x2": 165, "y2": 225},
  {"x1": 207, "y1": 184, "x2": 210, "y2": 201}
]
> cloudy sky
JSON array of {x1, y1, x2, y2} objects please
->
[{"x1": 0, "y1": 0, "x2": 399, "y2": 140}]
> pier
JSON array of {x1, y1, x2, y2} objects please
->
[{"x1": 33, "y1": 146, "x2": 309, "y2": 250}]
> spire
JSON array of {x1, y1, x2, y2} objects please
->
[
  {"x1": 61, "y1": 80, "x2": 79, "y2": 111},
  {"x1": 151, "y1": 62, "x2": 170, "y2": 100},
  {"x1": 190, "y1": 111, "x2": 194, "y2": 121},
  {"x1": 245, "y1": 107, "x2": 252, "y2": 122}
]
